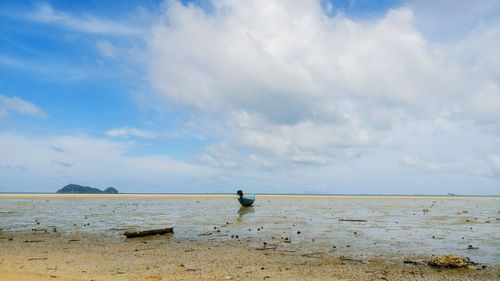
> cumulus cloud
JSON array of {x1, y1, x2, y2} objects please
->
[
  {"x1": 146, "y1": 0, "x2": 500, "y2": 175},
  {"x1": 150, "y1": 2, "x2": 442, "y2": 114},
  {"x1": 0, "y1": 95, "x2": 46, "y2": 118}
]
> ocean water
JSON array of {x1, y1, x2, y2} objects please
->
[{"x1": 0, "y1": 195, "x2": 498, "y2": 264}]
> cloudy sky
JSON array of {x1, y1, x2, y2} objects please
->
[{"x1": 1, "y1": 0, "x2": 499, "y2": 194}]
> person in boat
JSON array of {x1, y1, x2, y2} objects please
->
[{"x1": 237, "y1": 190, "x2": 244, "y2": 198}]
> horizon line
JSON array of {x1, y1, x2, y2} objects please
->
[{"x1": 0, "y1": 192, "x2": 498, "y2": 197}]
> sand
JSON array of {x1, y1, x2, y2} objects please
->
[{"x1": 0, "y1": 233, "x2": 498, "y2": 281}]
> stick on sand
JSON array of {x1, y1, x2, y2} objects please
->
[{"x1": 124, "y1": 227, "x2": 173, "y2": 238}]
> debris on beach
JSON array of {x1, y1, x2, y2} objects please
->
[
  {"x1": 302, "y1": 251, "x2": 327, "y2": 257},
  {"x1": 28, "y1": 257, "x2": 48, "y2": 261},
  {"x1": 339, "y1": 256, "x2": 365, "y2": 263},
  {"x1": 403, "y1": 259, "x2": 424, "y2": 265},
  {"x1": 338, "y1": 218, "x2": 367, "y2": 222},
  {"x1": 186, "y1": 268, "x2": 200, "y2": 272},
  {"x1": 427, "y1": 254, "x2": 470, "y2": 268},
  {"x1": 124, "y1": 227, "x2": 173, "y2": 238},
  {"x1": 255, "y1": 246, "x2": 277, "y2": 251}
]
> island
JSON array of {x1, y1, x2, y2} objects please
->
[{"x1": 56, "y1": 184, "x2": 119, "y2": 194}]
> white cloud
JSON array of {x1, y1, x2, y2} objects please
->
[
  {"x1": 106, "y1": 127, "x2": 158, "y2": 139},
  {"x1": 150, "y1": 2, "x2": 441, "y2": 115},
  {"x1": 0, "y1": 95, "x2": 46, "y2": 118},
  {"x1": 409, "y1": 0, "x2": 500, "y2": 41},
  {"x1": 27, "y1": 3, "x2": 141, "y2": 35},
  {"x1": 399, "y1": 155, "x2": 459, "y2": 173},
  {"x1": 147, "y1": 1, "x2": 498, "y2": 165},
  {"x1": 0, "y1": 54, "x2": 113, "y2": 82},
  {"x1": 469, "y1": 81, "x2": 500, "y2": 116},
  {"x1": 137, "y1": 0, "x2": 500, "y2": 194},
  {"x1": 0, "y1": 132, "x2": 213, "y2": 192},
  {"x1": 149, "y1": 2, "x2": 430, "y2": 167},
  {"x1": 230, "y1": 112, "x2": 377, "y2": 162},
  {"x1": 473, "y1": 154, "x2": 500, "y2": 178}
]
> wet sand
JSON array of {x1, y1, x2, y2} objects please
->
[
  {"x1": 1, "y1": 233, "x2": 498, "y2": 281},
  {"x1": 0, "y1": 194, "x2": 498, "y2": 280}
]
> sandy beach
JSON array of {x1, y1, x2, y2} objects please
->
[
  {"x1": 0, "y1": 194, "x2": 498, "y2": 280},
  {"x1": 1, "y1": 233, "x2": 498, "y2": 281}
]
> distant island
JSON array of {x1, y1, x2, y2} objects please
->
[{"x1": 56, "y1": 184, "x2": 119, "y2": 194}]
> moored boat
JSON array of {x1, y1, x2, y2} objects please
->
[{"x1": 236, "y1": 190, "x2": 255, "y2": 206}]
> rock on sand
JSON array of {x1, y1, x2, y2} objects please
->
[{"x1": 427, "y1": 254, "x2": 470, "y2": 268}]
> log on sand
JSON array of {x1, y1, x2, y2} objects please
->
[
  {"x1": 338, "y1": 219, "x2": 367, "y2": 222},
  {"x1": 124, "y1": 227, "x2": 173, "y2": 238}
]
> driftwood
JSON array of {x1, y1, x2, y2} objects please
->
[
  {"x1": 254, "y1": 246, "x2": 278, "y2": 251},
  {"x1": 302, "y1": 251, "x2": 327, "y2": 257},
  {"x1": 338, "y1": 219, "x2": 367, "y2": 222},
  {"x1": 124, "y1": 227, "x2": 173, "y2": 238},
  {"x1": 339, "y1": 256, "x2": 365, "y2": 263}
]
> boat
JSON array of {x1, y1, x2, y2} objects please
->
[{"x1": 236, "y1": 190, "x2": 255, "y2": 206}]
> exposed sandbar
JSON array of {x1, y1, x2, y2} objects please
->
[{"x1": 0, "y1": 233, "x2": 497, "y2": 281}]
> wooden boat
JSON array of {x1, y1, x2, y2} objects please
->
[
  {"x1": 238, "y1": 196, "x2": 255, "y2": 206},
  {"x1": 236, "y1": 190, "x2": 255, "y2": 206}
]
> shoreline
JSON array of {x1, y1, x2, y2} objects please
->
[
  {"x1": 0, "y1": 232, "x2": 497, "y2": 281},
  {"x1": 0, "y1": 193, "x2": 498, "y2": 200},
  {"x1": 1, "y1": 195, "x2": 498, "y2": 265}
]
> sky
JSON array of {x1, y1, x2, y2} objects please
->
[{"x1": 0, "y1": 0, "x2": 499, "y2": 194}]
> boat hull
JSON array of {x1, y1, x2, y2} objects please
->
[{"x1": 238, "y1": 197, "x2": 255, "y2": 206}]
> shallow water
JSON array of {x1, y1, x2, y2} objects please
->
[{"x1": 0, "y1": 195, "x2": 498, "y2": 264}]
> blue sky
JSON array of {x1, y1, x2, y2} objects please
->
[{"x1": 1, "y1": 0, "x2": 499, "y2": 194}]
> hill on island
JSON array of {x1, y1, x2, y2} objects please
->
[{"x1": 57, "y1": 184, "x2": 119, "y2": 194}]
